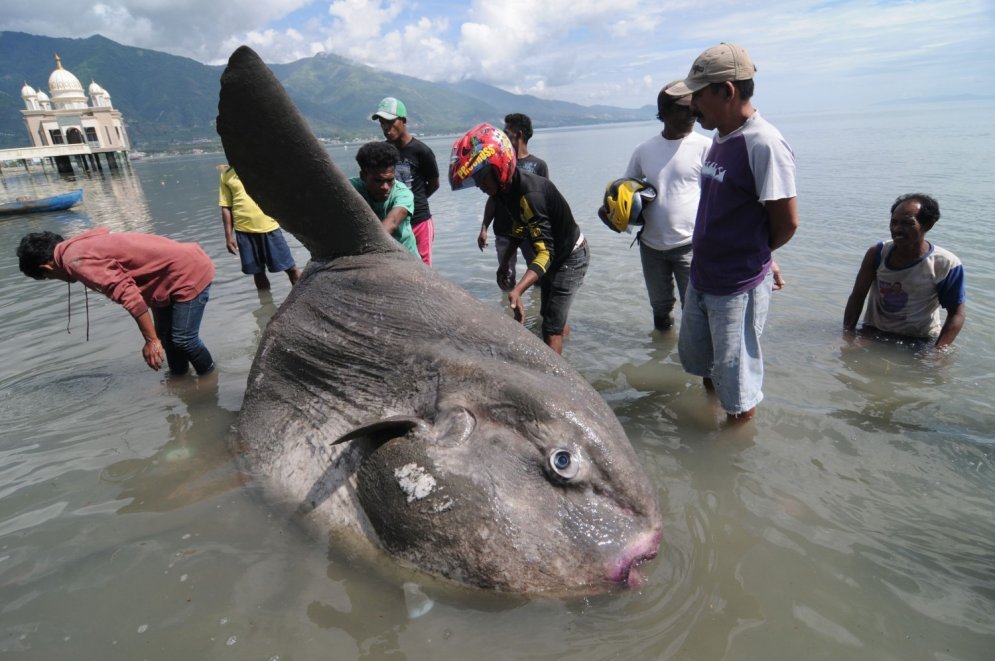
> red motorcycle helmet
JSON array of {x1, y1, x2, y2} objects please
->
[{"x1": 448, "y1": 123, "x2": 517, "y2": 191}]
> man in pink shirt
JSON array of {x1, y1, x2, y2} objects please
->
[{"x1": 17, "y1": 228, "x2": 216, "y2": 376}]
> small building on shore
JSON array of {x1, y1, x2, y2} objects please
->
[{"x1": 3, "y1": 55, "x2": 131, "y2": 174}]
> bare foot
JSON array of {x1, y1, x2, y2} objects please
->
[{"x1": 724, "y1": 407, "x2": 756, "y2": 425}]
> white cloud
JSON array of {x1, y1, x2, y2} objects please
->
[{"x1": 2, "y1": 0, "x2": 993, "y2": 111}]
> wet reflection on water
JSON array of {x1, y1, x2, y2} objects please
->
[{"x1": 101, "y1": 374, "x2": 240, "y2": 514}]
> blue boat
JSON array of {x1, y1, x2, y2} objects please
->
[{"x1": 0, "y1": 188, "x2": 83, "y2": 216}]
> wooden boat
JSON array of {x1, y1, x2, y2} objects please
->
[{"x1": 0, "y1": 188, "x2": 83, "y2": 216}]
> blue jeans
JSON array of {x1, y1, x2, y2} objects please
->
[
  {"x1": 152, "y1": 284, "x2": 214, "y2": 376},
  {"x1": 678, "y1": 272, "x2": 772, "y2": 414},
  {"x1": 639, "y1": 241, "x2": 692, "y2": 321}
]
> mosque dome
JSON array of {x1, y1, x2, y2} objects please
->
[
  {"x1": 37, "y1": 90, "x2": 50, "y2": 101},
  {"x1": 47, "y1": 55, "x2": 88, "y2": 109},
  {"x1": 88, "y1": 80, "x2": 106, "y2": 96},
  {"x1": 21, "y1": 82, "x2": 37, "y2": 98}
]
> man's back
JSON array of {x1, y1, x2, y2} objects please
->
[
  {"x1": 219, "y1": 168, "x2": 280, "y2": 233},
  {"x1": 501, "y1": 170, "x2": 581, "y2": 276}
]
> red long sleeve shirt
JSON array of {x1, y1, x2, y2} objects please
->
[{"x1": 53, "y1": 228, "x2": 215, "y2": 318}]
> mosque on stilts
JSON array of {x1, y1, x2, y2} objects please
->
[{"x1": 1, "y1": 54, "x2": 132, "y2": 174}]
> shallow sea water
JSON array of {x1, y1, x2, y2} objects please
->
[{"x1": 0, "y1": 102, "x2": 992, "y2": 660}]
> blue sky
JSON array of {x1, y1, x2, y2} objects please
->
[{"x1": 4, "y1": 0, "x2": 993, "y2": 112}]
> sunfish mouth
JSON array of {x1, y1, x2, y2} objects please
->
[{"x1": 609, "y1": 529, "x2": 661, "y2": 588}]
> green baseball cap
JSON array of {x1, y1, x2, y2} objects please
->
[{"x1": 371, "y1": 97, "x2": 407, "y2": 121}]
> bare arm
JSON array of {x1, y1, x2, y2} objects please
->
[
  {"x1": 478, "y1": 195, "x2": 496, "y2": 250},
  {"x1": 843, "y1": 245, "x2": 879, "y2": 331},
  {"x1": 381, "y1": 206, "x2": 409, "y2": 235},
  {"x1": 221, "y1": 207, "x2": 237, "y2": 254},
  {"x1": 771, "y1": 260, "x2": 785, "y2": 290},
  {"x1": 136, "y1": 310, "x2": 165, "y2": 371},
  {"x1": 766, "y1": 197, "x2": 799, "y2": 251},
  {"x1": 508, "y1": 268, "x2": 539, "y2": 324},
  {"x1": 935, "y1": 303, "x2": 965, "y2": 348}
]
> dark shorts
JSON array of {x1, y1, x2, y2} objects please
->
[
  {"x1": 235, "y1": 229, "x2": 296, "y2": 274},
  {"x1": 540, "y1": 240, "x2": 589, "y2": 335}
]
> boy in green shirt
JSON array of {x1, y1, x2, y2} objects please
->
[{"x1": 349, "y1": 142, "x2": 419, "y2": 256}]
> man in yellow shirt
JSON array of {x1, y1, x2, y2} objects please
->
[{"x1": 219, "y1": 166, "x2": 301, "y2": 290}]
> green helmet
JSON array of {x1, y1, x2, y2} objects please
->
[{"x1": 601, "y1": 178, "x2": 657, "y2": 233}]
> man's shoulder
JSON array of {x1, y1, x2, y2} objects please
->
[
  {"x1": 521, "y1": 169, "x2": 564, "y2": 200},
  {"x1": 634, "y1": 132, "x2": 665, "y2": 150},
  {"x1": 518, "y1": 169, "x2": 545, "y2": 187},
  {"x1": 348, "y1": 176, "x2": 368, "y2": 197},
  {"x1": 685, "y1": 131, "x2": 712, "y2": 148},
  {"x1": 403, "y1": 137, "x2": 435, "y2": 154},
  {"x1": 518, "y1": 154, "x2": 548, "y2": 174},
  {"x1": 59, "y1": 227, "x2": 109, "y2": 254},
  {"x1": 741, "y1": 112, "x2": 790, "y2": 146},
  {"x1": 930, "y1": 243, "x2": 962, "y2": 269}
]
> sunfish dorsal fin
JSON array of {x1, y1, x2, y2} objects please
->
[{"x1": 216, "y1": 45, "x2": 399, "y2": 260}]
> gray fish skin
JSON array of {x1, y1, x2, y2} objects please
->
[{"x1": 217, "y1": 46, "x2": 661, "y2": 596}]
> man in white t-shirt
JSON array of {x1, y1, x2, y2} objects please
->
[{"x1": 621, "y1": 82, "x2": 712, "y2": 331}]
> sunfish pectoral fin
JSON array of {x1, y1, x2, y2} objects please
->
[
  {"x1": 216, "y1": 45, "x2": 399, "y2": 260},
  {"x1": 332, "y1": 416, "x2": 426, "y2": 447},
  {"x1": 298, "y1": 416, "x2": 426, "y2": 516}
]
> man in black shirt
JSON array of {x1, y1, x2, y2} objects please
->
[
  {"x1": 477, "y1": 113, "x2": 548, "y2": 290},
  {"x1": 451, "y1": 124, "x2": 588, "y2": 355},
  {"x1": 372, "y1": 97, "x2": 440, "y2": 265}
]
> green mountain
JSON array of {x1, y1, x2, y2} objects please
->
[{"x1": 0, "y1": 31, "x2": 651, "y2": 151}]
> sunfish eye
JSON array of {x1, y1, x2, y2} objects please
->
[{"x1": 548, "y1": 448, "x2": 580, "y2": 480}]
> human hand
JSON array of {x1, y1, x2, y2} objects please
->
[
  {"x1": 771, "y1": 260, "x2": 785, "y2": 291},
  {"x1": 507, "y1": 291, "x2": 525, "y2": 324},
  {"x1": 143, "y1": 338, "x2": 166, "y2": 371},
  {"x1": 477, "y1": 227, "x2": 488, "y2": 251},
  {"x1": 226, "y1": 237, "x2": 238, "y2": 255},
  {"x1": 840, "y1": 328, "x2": 868, "y2": 353}
]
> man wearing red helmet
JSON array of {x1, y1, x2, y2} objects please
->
[{"x1": 450, "y1": 123, "x2": 588, "y2": 355}]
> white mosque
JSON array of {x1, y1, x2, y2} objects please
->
[{"x1": 12, "y1": 54, "x2": 131, "y2": 172}]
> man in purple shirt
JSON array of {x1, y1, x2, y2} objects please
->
[{"x1": 666, "y1": 43, "x2": 798, "y2": 424}]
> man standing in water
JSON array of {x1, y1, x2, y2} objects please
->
[
  {"x1": 372, "y1": 97, "x2": 440, "y2": 266},
  {"x1": 450, "y1": 124, "x2": 588, "y2": 355},
  {"x1": 219, "y1": 165, "x2": 301, "y2": 290},
  {"x1": 477, "y1": 113, "x2": 547, "y2": 290},
  {"x1": 667, "y1": 43, "x2": 798, "y2": 424},
  {"x1": 843, "y1": 193, "x2": 965, "y2": 347},
  {"x1": 601, "y1": 83, "x2": 711, "y2": 332},
  {"x1": 17, "y1": 229, "x2": 216, "y2": 377}
]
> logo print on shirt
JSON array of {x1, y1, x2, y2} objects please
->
[
  {"x1": 395, "y1": 161, "x2": 413, "y2": 185},
  {"x1": 701, "y1": 160, "x2": 726, "y2": 183}
]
